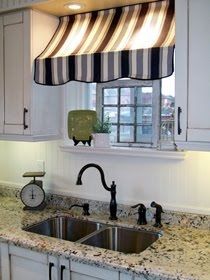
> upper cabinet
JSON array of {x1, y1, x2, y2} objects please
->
[
  {"x1": 175, "y1": 0, "x2": 210, "y2": 150},
  {"x1": 0, "y1": 0, "x2": 48, "y2": 13},
  {"x1": 0, "y1": 9, "x2": 62, "y2": 141}
]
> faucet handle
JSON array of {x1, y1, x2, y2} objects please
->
[
  {"x1": 69, "y1": 203, "x2": 90, "y2": 216},
  {"x1": 150, "y1": 201, "x2": 163, "y2": 227},
  {"x1": 131, "y1": 203, "x2": 147, "y2": 225}
]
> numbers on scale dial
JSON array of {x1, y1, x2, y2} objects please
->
[{"x1": 21, "y1": 183, "x2": 45, "y2": 208}]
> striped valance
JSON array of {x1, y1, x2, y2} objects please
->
[{"x1": 34, "y1": 0, "x2": 175, "y2": 85}]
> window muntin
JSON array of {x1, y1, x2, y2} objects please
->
[
  {"x1": 102, "y1": 87, "x2": 153, "y2": 144},
  {"x1": 87, "y1": 73, "x2": 175, "y2": 149},
  {"x1": 96, "y1": 80, "x2": 161, "y2": 148}
]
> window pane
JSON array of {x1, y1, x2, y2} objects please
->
[
  {"x1": 103, "y1": 107, "x2": 118, "y2": 123},
  {"x1": 137, "y1": 125, "x2": 152, "y2": 143},
  {"x1": 110, "y1": 125, "x2": 117, "y2": 142},
  {"x1": 137, "y1": 107, "x2": 152, "y2": 123},
  {"x1": 161, "y1": 121, "x2": 174, "y2": 141},
  {"x1": 161, "y1": 94, "x2": 175, "y2": 141},
  {"x1": 136, "y1": 87, "x2": 152, "y2": 105},
  {"x1": 120, "y1": 88, "x2": 135, "y2": 104},
  {"x1": 103, "y1": 88, "x2": 118, "y2": 104},
  {"x1": 120, "y1": 125, "x2": 134, "y2": 142},
  {"x1": 120, "y1": 107, "x2": 134, "y2": 123}
]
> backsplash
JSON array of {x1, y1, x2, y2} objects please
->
[{"x1": 1, "y1": 184, "x2": 209, "y2": 230}]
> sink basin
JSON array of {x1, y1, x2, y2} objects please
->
[
  {"x1": 24, "y1": 216, "x2": 103, "y2": 242},
  {"x1": 80, "y1": 226, "x2": 160, "y2": 254},
  {"x1": 24, "y1": 216, "x2": 160, "y2": 254}
]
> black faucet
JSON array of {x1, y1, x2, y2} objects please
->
[
  {"x1": 151, "y1": 201, "x2": 164, "y2": 228},
  {"x1": 76, "y1": 163, "x2": 117, "y2": 220},
  {"x1": 69, "y1": 203, "x2": 90, "y2": 216},
  {"x1": 131, "y1": 203, "x2": 147, "y2": 225}
]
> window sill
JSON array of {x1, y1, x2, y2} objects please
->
[{"x1": 60, "y1": 143, "x2": 186, "y2": 160}]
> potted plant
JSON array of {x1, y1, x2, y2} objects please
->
[{"x1": 92, "y1": 116, "x2": 112, "y2": 148}]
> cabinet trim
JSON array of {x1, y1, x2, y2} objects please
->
[
  {"x1": 9, "y1": 245, "x2": 48, "y2": 264},
  {"x1": 3, "y1": 12, "x2": 23, "y2": 25},
  {"x1": 174, "y1": 0, "x2": 189, "y2": 142},
  {"x1": 0, "y1": 243, "x2": 10, "y2": 280}
]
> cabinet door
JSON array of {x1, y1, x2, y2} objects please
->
[
  {"x1": 70, "y1": 261, "x2": 119, "y2": 280},
  {"x1": 0, "y1": 244, "x2": 52, "y2": 280},
  {"x1": 175, "y1": 0, "x2": 210, "y2": 149},
  {"x1": 59, "y1": 258, "x2": 70, "y2": 280},
  {"x1": 120, "y1": 273, "x2": 133, "y2": 280},
  {"x1": 3, "y1": 12, "x2": 25, "y2": 134},
  {"x1": 174, "y1": 0, "x2": 188, "y2": 143},
  {"x1": 0, "y1": 9, "x2": 61, "y2": 141},
  {"x1": 187, "y1": 0, "x2": 210, "y2": 142}
]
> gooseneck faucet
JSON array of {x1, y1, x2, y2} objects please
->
[{"x1": 76, "y1": 163, "x2": 118, "y2": 220}]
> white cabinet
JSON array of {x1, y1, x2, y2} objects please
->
[
  {"x1": 0, "y1": 0, "x2": 48, "y2": 13},
  {"x1": 0, "y1": 9, "x2": 62, "y2": 141},
  {"x1": 0, "y1": 243, "x2": 121, "y2": 280},
  {"x1": 0, "y1": 243, "x2": 54, "y2": 280},
  {"x1": 120, "y1": 273, "x2": 133, "y2": 280},
  {"x1": 0, "y1": 244, "x2": 71, "y2": 280},
  {"x1": 70, "y1": 261, "x2": 119, "y2": 280},
  {"x1": 59, "y1": 258, "x2": 70, "y2": 280},
  {"x1": 175, "y1": 0, "x2": 210, "y2": 150}
]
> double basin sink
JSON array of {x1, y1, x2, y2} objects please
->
[{"x1": 24, "y1": 216, "x2": 160, "y2": 254}]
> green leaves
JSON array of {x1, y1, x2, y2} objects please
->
[{"x1": 93, "y1": 116, "x2": 112, "y2": 133}]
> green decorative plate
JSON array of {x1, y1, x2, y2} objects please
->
[{"x1": 68, "y1": 110, "x2": 97, "y2": 145}]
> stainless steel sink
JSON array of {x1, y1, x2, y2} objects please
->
[
  {"x1": 24, "y1": 216, "x2": 103, "y2": 242},
  {"x1": 24, "y1": 216, "x2": 160, "y2": 254},
  {"x1": 80, "y1": 226, "x2": 160, "y2": 254}
]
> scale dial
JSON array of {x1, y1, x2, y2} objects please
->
[{"x1": 20, "y1": 183, "x2": 45, "y2": 209}]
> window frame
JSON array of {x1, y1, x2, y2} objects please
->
[{"x1": 96, "y1": 79, "x2": 161, "y2": 148}]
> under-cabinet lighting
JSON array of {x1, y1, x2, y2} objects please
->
[{"x1": 65, "y1": 2, "x2": 85, "y2": 10}]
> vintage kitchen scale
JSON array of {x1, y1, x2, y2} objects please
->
[{"x1": 20, "y1": 172, "x2": 46, "y2": 210}]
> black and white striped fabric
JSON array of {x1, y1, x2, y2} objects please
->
[{"x1": 34, "y1": 0, "x2": 175, "y2": 85}]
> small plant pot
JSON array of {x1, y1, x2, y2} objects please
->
[{"x1": 92, "y1": 133, "x2": 110, "y2": 148}]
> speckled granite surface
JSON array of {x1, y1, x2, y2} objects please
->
[
  {"x1": 0, "y1": 188, "x2": 210, "y2": 280},
  {"x1": 1, "y1": 184, "x2": 210, "y2": 229}
]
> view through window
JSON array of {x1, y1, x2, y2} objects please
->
[{"x1": 88, "y1": 73, "x2": 175, "y2": 148}]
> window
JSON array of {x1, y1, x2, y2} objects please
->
[
  {"x1": 97, "y1": 80, "x2": 160, "y2": 148},
  {"x1": 88, "y1": 75, "x2": 175, "y2": 149}
]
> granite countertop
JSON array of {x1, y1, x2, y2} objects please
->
[{"x1": 0, "y1": 196, "x2": 210, "y2": 280}]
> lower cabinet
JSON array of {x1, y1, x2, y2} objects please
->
[
  {"x1": 0, "y1": 243, "x2": 132, "y2": 280},
  {"x1": 0, "y1": 244, "x2": 51, "y2": 280},
  {"x1": 0, "y1": 243, "x2": 149, "y2": 280},
  {"x1": 120, "y1": 273, "x2": 133, "y2": 280},
  {"x1": 70, "y1": 261, "x2": 119, "y2": 280}
]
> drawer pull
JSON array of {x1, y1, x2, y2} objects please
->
[
  {"x1": 49, "y1": 262, "x2": 54, "y2": 280},
  {"x1": 60, "y1": 265, "x2": 65, "y2": 280},
  {"x1": 178, "y1": 106, "x2": 182, "y2": 135},
  {"x1": 23, "y1": 108, "x2": 28, "y2": 130}
]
